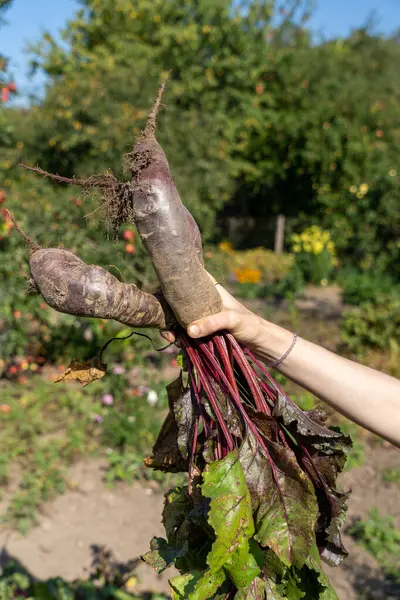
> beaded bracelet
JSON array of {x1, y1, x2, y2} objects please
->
[{"x1": 267, "y1": 332, "x2": 298, "y2": 368}]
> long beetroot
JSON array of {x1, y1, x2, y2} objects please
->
[
  {"x1": 7, "y1": 212, "x2": 174, "y2": 329},
  {"x1": 17, "y1": 79, "x2": 351, "y2": 599},
  {"x1": 123, "y1": 80, "x2": 221, "y2": 326}
]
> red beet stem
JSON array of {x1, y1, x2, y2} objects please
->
[
  {"x1": 183, "y1": 341, "x2": 234, "y2": 451},
  {"x1": 226, "y1": 335, "x2": 271, "y2": 414}
]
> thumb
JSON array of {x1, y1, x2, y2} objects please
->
[{"x1": 187, "y1": 310, "x2": 239, "y2": 339}]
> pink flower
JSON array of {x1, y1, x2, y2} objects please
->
[
  {"x1": 93, "y1": 414, "x2": 103, "y2": 423},
  {"x1": 102, "y1": 394, "x2": 114, "y2": 406},
  {"x1": 113, "y1": 365, "x2": 125, "y2": 375},
  {"x1": 163, "y1": 344, "x2": 178, "y2": 355}
]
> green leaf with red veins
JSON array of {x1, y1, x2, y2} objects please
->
[
  {"x1": 196, "y1": 450, "x2": 260, "y2": 593},
  {"x1": 239, "y1": 427, "x2": 318, "y2": 568}
]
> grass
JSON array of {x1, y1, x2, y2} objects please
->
[
  {"x1": 381, "y1": 467, "x2": 400, "y2": 485},
  {"x1": 348, "y1": 507, "x2": 400, "y2": 582},
  {"x1": 0, "y1": 361, "x2": 172, "y2": 533}
]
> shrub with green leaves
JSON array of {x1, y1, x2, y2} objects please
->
[
  {"x1": 340, "y1": 296, "x2": 400, "y2": 355},
  {"x1": 338, "y1": 269, "x2": 400, "y2": 306}
]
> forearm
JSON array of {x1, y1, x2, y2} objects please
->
[{"x1": 253, "y1": 321, "x2": 400, "y2": 447}]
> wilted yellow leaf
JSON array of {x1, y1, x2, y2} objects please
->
[{"x1": 55, "y1": 358, "x2": 107, "y2": 387}]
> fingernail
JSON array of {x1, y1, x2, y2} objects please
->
[{"x1": 188, "y1": 325, "x2": 200, "y2": 338}]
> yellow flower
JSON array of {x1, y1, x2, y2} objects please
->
[
  {"x1": 389, "y1": 169, "x2": 397, "y2": 177},
  {"x1": 293, "y1": 244, "x2": 301, "y2": 253},
  {"x1": 349, "y1": 185, "x2": 357, "y2": 194},
  {"x1": 153, "y1": 14, "x2": 161, "y2": 22},
  {"x1": 359, "y1": 183, "x2": 369, "y2": 195},
  {"x1": 73, "y1": 121, "x2": 82, "y2": 131},
  {"x1": 219, "y1": 240, "x2": 233, "y2": 254},
  {"x1": 321, "y1": 278, "x2": 328, "y2": 287},
  {"x1": 313, "y1": 241, "x2": 324, "y2": 254}
]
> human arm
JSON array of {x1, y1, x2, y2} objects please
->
[{"x1": 162, "y1": 282, "x2": 400, "y2": 448}]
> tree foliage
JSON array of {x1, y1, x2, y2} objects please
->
[
  {"x1": 227, "y1": 29, "x2": 400, "y2": 274},
  {"x1": 19, "y1": 0, "x2": 311, "y2": 236},
  {"x1": 2, "y1": 0, "x2": 400, "y2": 272}
]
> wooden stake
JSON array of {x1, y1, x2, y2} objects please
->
[{"x1": 274, "y1": 214, "x2": 285, "y2": 255}]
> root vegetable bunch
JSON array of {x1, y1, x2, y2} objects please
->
[{"x1": 15, "y1": 79, "x2": 351, "y2": 599}]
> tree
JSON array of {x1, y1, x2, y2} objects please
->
[
  {"x1": 223, "y1": 29, "x2": 400, "y2": 274},
  {"x1": 21, "y1": 0, "x2": 311, "y2": 236},
  {"x1": 0, "y1": 0, "x2": 18, "y2": 174}
]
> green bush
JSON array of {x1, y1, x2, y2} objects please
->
[
  {"x1": 338, "y1": 269, "x2": 400, "y2": 306},
  {"x1": 348, "y1": 507, "x2": 400, "y2": 582},
  {"x1": 340, "y1": 296, "x2": 400, "y2": 355}
]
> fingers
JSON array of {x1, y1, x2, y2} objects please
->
[
  {"x1": 205, "y1": 272, "x2": 248, "y2": 313},
  {"x1": 187, "y1": 309, "x2": 240, "y2": 339},
  {"x1": 161, "y1": 331, "x2": 176, "y2": 343}
]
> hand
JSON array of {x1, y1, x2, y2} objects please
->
[{"x1": 161, "y1": 276, "x2": 267, "y2": 350}]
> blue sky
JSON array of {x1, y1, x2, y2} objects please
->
[{"x1": 1, "y1": 0, "x2": 399, "y2": 102}]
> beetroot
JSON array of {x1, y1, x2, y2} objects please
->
[{"x1": 17, "y1": 79, "x2": 350, "y2": 599}]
